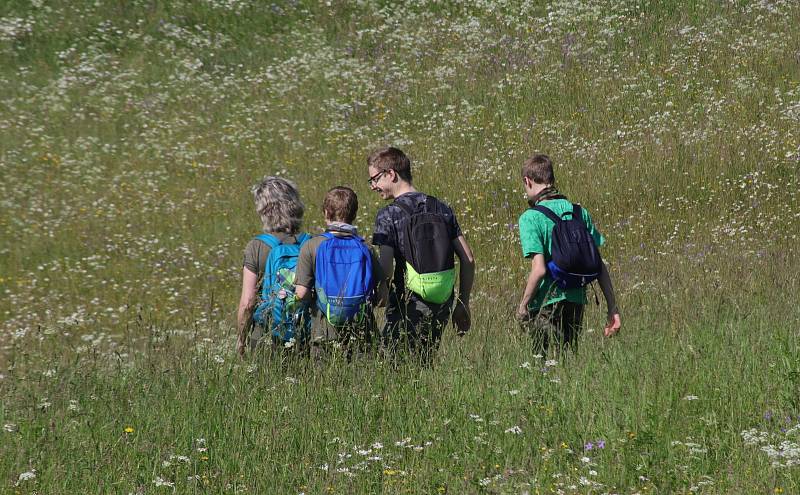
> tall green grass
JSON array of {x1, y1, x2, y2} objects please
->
[{"x1": 2, "y1": 0, "x2": 800, "y2": 492}]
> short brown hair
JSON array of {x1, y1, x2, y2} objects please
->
[
  {"x1": 323, "y1": 186, "x2": 358, "y2": 224},
  {"x1": 522, "y1": 154, "x2": 555, "y2": 185},
  {"x1": 367, "y1": 146, "x2": 412, "y2": 182}
]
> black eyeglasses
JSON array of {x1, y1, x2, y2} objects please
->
[{"x1": 367, "y1": 170, "x2": 386, "y2": 186}]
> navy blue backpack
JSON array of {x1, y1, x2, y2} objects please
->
[
  {"x1": 253, "y1": 233, "x2": 312, "y2": 343},
  {"x1": 533, "y1": 204, "x2": 602, "y2": 290},
  {"x1": 314, "y1": 233, "x2": 374, "y2": 326}
]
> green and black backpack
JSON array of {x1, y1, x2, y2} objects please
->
[{"x1": 395, "y1": 197, "x2": 455, "y2": 304}]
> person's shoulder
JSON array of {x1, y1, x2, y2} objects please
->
[
  {"x1": 574, "y1": 202, "x2": 596, "y2": 218},
  {"x1": 376, "y1": 202, "x2": 402, "y2": 218},
  {"x1": 428, "y1": 193, "x2": 453, "y2": 209},
  {"x1": 251, "y1": 232, "x2": 283, "y2": 248},
  {"x1": 247, "y1": 235, "x2": 273, "y2": 251},
  {"x1": 531, "y1": 199, "x2": 573, "y2": 219},
  {"x1": 518, "y1": 207, "x2": 542, "y2": 224},
  {"x1": 376, "y1": 200, "x2": 411, "y2": 224},
  {"x1": 302, "y1": 233, "x2": 329, "y2": 251},
  {"x1": 419, "y1": 193, "x2": 458, "y2": 217},
  {"x1": 519, "y1": 207, "x2": 535, "y2": 220},
  {"x1": 519, "y1": 207, "x2": 552, "y2": 237},
  {"x1": 540, "y1": 198, "x2": 572, "y2": 209}
]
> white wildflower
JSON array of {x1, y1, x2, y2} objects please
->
[
  {"x1": 16, "y1": 470, "x2": 36, "y2": 485},
  {"x1": 153, "y1": 477, "x2": 175, "y2": 487}
]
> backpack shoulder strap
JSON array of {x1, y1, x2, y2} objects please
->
[
  {"x1": 571, "y1": 204, "x2": 583, "y2": 221},
  {"x1": 296, "y1": 232, "x2": 311, "y2": 245},
  {"x1": 423, "y1": 195, "x2": 442, "y2": 213},
  {"x1": 393, "y1": 200, "x2": 414, "y2": 217},
  {"x1": 255, "y1": 233, "x2": 280, "y2": 248},
  {"x1": 532, "y1": 205, "x2": 563, "y2": 224}
]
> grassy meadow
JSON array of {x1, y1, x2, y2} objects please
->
[{"x1": 2, "y1": 0, "x2": 800, "y2": 492}]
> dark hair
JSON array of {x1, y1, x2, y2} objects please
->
[
  {"x1": 522, "y1": 154, "x2": 555, "y2": 185},
  {"x1": 367, "y1": 146, "x2": 412, "y2": 182},
  {"x1": 323, "y1": 186, "x2": 358, "y2": 224}
]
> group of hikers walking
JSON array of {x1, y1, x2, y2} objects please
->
[{"x1": 236, "y1": 147, "x2": 621, "y2": 364}]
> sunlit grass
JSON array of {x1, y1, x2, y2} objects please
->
[{"x1": 2, "y1": 0, "x2": 800, "y2": 492}]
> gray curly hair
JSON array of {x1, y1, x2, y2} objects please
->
[{"x1": 251, "y1": 176, "x2": 304, "y2": 234}]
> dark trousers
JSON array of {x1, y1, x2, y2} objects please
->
[
  {"x1": 523, "y1": 301, "x2": 584, "y2": 355},
  {"x1": 382, "y1": 291, "x2": 453, "y2": 365},
  {"x1": 309, "y1": 311, "x2": 377, "y2": 364}
]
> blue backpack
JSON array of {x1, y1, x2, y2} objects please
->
[
  {"x1": 533, "y1": 204, "x2": 602, "y2": 290},
  {"x1": 253, "y1": 233, "x2": 311, "y2": 343},
  {"x1": 314, "y1": 232, "x2": 374, "y2": 326}
]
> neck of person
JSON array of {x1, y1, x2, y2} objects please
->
[{"x1": 391, "y1": 181, "x2": 417, "y2": 198}]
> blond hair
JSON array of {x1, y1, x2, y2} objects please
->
[{"x1": 251, "y1": 176, "x2": 304, "y2": 234}]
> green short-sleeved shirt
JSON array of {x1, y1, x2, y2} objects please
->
[{"x1": 518, "y1": 199, "x2": 605, "y2": 311}]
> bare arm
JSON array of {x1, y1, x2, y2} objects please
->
[
  {"x1": 451, "y1": 235, "x2": 475, "y2": 334},
  {"x1": 373, "y1": 269, "x2": 389, "y2": 308},
  {"x1": 517, "y1": 254, "x2": 546, "y2": 319},
  {"x1": 294, "y1": 243, "x2": 313, "y2": 302},
  {"x1": 375, "y1": 245, "x2": 394, "y2": 307},
  {"x1": 451, "y1": 235, "x2": 475, "y2": 304},
  {"x1": 236, "y1": 267, "x2": 259, "y2": 356},
  {"x1": 597, "y1": 261, "x2": 621, "y2": 336},
  {"x1": 295, "y1": 285, "x2": 310, "y2": 301}
]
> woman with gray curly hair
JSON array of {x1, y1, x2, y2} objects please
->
[{"x1": 237, "y1": 176, "x2": 307, "y2": 356}]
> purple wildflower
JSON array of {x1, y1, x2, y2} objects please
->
[
  {"x1": 584, "y1": 442, "x2": 593, "y2": 451},
  {"x1": 596, "y1": 440, "x2": 605, "y2": 449}
]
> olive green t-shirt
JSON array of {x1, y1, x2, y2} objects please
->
[
  {"x1": 294, "y1": 232, "x2": 383, "y2": 343},
  {"x1": 242, "y1": 232, "x2": 298, "y2": 285},
  {"x1": 295, "y1": 233, "x2": 384, "y2": 295},
  {"x1": 518, "y1": 199, "x2": 605, "y2": 311}
]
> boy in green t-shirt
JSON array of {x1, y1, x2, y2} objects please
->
[{"x1": 515, "y1": 154, "x2": 621, "y2": 354}]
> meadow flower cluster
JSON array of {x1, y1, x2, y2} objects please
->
[
  {"x1": 2, "y1": 0, "x2": 799, "y2": 348},
  {"x1": 743, "y1": 416, "x2": 800, "y2": 468},
  {"x1": 1, "y1": 0, "x2": 800, "y2": 492}
]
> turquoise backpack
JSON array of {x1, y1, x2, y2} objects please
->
[{"x1": 253, "y1": 233, "x2": 311, "y2": 343}]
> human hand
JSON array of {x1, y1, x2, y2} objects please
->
[
  {"x1": 452, "y1": 299, "x2": 471, "y2": 335},
  {"x1": 515, "y1": 305, "x2": 530, "y2": 323},
  {"x1": 236, "y1": 335, "x2": 247, "y2": 358},
  {"x1": 604, "y1": 313, "x2": 621, "y2": 337}
]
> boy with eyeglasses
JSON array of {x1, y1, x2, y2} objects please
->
[{"x1": 367, "y1": 146, "x2": 475, "y2": 365}]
